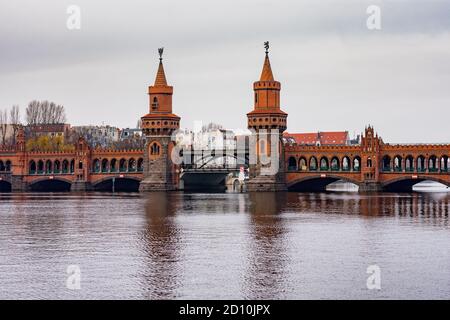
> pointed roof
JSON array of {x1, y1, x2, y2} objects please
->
[
  {"x1": 260, "y1": 53, "x2": 274, "y2": 81},
  {"x1": 154, "y1": 61, "x2": 168, "y2": 86}
]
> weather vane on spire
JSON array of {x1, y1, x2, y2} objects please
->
[
  {"x1": 264, "y1": 41, "x2": 269, "y2": 54},
  {"x1": 158, "y1": 47, "x2": 164, "y2": 61}
]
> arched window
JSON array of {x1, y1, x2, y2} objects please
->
[
  {"x1": 0, "y1": 161, "x2": 5, "y2": 171},
  {"x1": 119, "y1": 158, "x2": 127, "y2": 172},
  {"x1": 394, "y1": 155, "x2": 402, "y2": 172},
  {"x1": 382, "y1": 155, "x2": 391, "y2": 172},
  {"x1": 405, "y1": 155, "x2": 414, "y2": 172},
  {"x1": 29, "y1": 160, "x2": 36, "y2": 174},
  {"x1": 5, "y1": 160, "x2": 11, "y2": 172},
  {"x1": 309, "y1": 157, "x2": 317, "y2": 171},
  {"x1": 45, "y1": 160, "x2": 52, "y2": 174},
  {"x1": 367, "y1": 158, "x2": 372, "y2": 168},
  {"x1": 62, "y1": 160, "x2": 69, "y2": 173},
  {"x1": 152, "y1": 97, "x2": 159, "y2": 110},
  {"x1": 288, "y1": 157, "x2": 297, "y2": 171},
  {"x1": 353, "y1": 157, "x2": 361, "y2": 171},
  {"x1": 417, "y1": 156, "x2": 426, "y2": 172},
  {"x1": 137, "y1": 158, "x2": 144, "y2": 172},
  {"x1": 259, "y1": 139, "x2": 266, "y2": 155},
  {"x1": 150, "y1": 142, "x2": 161, "y2": 156},
  {"x1": 441, "y1": 155, "x2": 449, "y2": 172},
  {"x1": 54, "y1": 160, "x2": 61, "y2": 174},
  {"x1": 101, "y1": 159, "x2": 109, "y2": 173},
  {"x1": 429, "y1": 155, "x2": 438, "y2": 172},
  {"x1": 320, "y1": 157, "x2": 329, "y2": 171},
  {"x1": 110, "y1": 159, "x2": 117, "y2": 172},
  {"x1": 70, "y1": 159, "x2": 75, "y2": 173},
  {"x1": 342, "y1": 156, "x2": 350, "y2": 171},
  {"x1": 128, "y1": 158, "x2": 136, "y2": 172},
  {"x1": 299, "y1": 157, "x2": 307, "y2": 171},
  {"x1": 331, "y1": 157, "x2": 340, "y2": 171},
  {"x1": 93, "y1": 159, "x2": 100, "y2": 173},
  {"x1": 37, "y1": 160, "x2": 44, "y2": 174}
]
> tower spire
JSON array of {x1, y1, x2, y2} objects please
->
[
  {"x1": 154, "y1": 47, "x2": 167, "y2": 86},
  {"x1": 248, "y1": 41, "x2": 287, "y2": 130},
  {"x1": 260, "y1": 41, "x2": 274, "y2": 81},
  {"x1": 246, "y1": 42, "x2": 288, "y2": 192},
  {"x1": 140, "y1": 47, "x2": 180, "y2": 192}
]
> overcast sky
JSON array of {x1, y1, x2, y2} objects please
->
[{"x1": 0, "y1": 0, "x2": 449, "y2": 143}]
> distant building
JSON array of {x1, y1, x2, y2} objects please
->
[
  {"x1": 120, "y1": 128, "x2": 142, "y2": 140},
  {"x1": 72, "y1": 125, "x2": 120, "y2": 148},
  {"x1": 283, "y1": 131, "x2": 359, "y2": 146},
  {"x1": 25, "y1": 124, "x2": 71, "y2": 138}
]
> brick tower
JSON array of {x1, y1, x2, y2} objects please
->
[
  {"x1": 247, "y1": 42, "x2": 288, "y2": 191},
  {"x1": 359, "y1": 125, "x2": 383, "y2": 191},
  {"x1": 139, "y1": 48, "x2": 180, "y2": 191}
]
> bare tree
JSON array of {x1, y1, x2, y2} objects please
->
[
  {"x1": 26, "y1": 100, "x2": 40, "y2": 125},
  {"x1": 0, "y1": 110, "x2": 8, "y2": 145},
  {"x1": 9, "y1": 105, "x2": 20, "y2": 144},
  {"x1": 26, "y1": 100, "x2": 67, "y2": 125}
]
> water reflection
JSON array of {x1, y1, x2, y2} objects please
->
[
  {"x1": 244, "y1": 192, "x2": 288, "y2": 299},
  {"x1": 140, "y1": 192, "x2": 181, "y2": 299},
  {"x1": 0, "y1": 191, "x2": 450, "y2": 299},
  {"x1": 284, "y1": 192, "x2": 449, "y2": 220}
]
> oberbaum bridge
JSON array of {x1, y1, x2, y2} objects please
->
[{"x1": 1, "y1": 44, "x2": 450, "y2": 193}]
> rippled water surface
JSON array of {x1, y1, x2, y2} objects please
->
[{"x1": 1, "y1": 191, "x2": 450, "y2": 299}]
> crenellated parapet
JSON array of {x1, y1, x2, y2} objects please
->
[{"x1": 92, "y1": 148, "x2": 144, "y2": 155}]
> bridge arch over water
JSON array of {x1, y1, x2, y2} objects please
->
[
  {"x1": 287, "y1": 174, "x2": 361, "y2": 192},
  {"x1": 0, "y1": 180, "x2": 12, "y2": 192},
  {"x1": 91, "y1": 176, "x2": 142, "y2": 192},
  {"x1": 28, "y1": 177, "x2": 72, "y2": 192},
  {"x1": 382, "y1": 176, "x2": 450, "y2": 192},
  {"x1": 179, "y1": 171, "x2": 232, "y2": 192}
]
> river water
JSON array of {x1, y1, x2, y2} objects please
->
[{"x1": 0, "y1": 190, "x2": 449, "y2": 299}]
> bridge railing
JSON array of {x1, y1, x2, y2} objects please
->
[
  {"x1": 91, "y1": 167, "x2": 143, "y2": 174},
  {"x1": 379, "y1": 167, "x2": 448, "y2": 174},
  {"x1": 29, "y1": 169, "x2": 74, "y2": 175},
  {"x1": 288, "y1": 166, "x2": 361, "y2": 173}
]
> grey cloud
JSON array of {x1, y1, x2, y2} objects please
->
[{"x1": 0, "y1": 0, "x2": 449, "y2": 143}]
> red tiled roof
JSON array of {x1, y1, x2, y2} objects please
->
[
  {"x1": 260, "y1": 54, "x2": 274, "y2": 81},
  {"x1": 154, "y1": 61, "x2": 168, "y2": 86},
  {"x1": 284, "y1": 132, "x2": 319, "y2": 144},
  {"x1": 141, "y1": 113, "x2": 180, "y2": 119},
  {"x1": 319, "y1": 131, "x2": 349, "y2": 145},
  {"x1": 284, "y1": 131, "x2": 349, "y2": 145},
  {"x1": 247, "y1": 109, "x2": 287, "y2": 115}
]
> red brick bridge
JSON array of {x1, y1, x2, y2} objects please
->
[
  {"x1": 284, "y1": 126, "x2": 450, "y2": 192},
  {"x1": 2, "y1": 46, "x2": 450, "y2": 193},
  {"x1": 0, "y1": 133, "x2": 144, "y2": 192}
]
